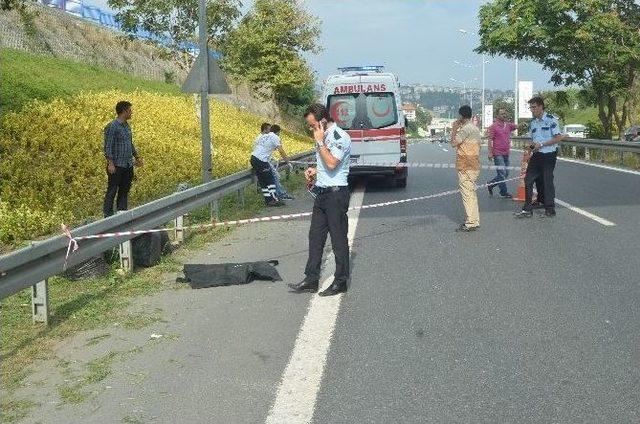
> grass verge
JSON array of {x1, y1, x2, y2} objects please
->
[
  {"x1": 0, "y1": 47, "x2": 180, "y2": 113},
  {"x1": 0, "y1": 171, "x2": 306, "y2": 421}
]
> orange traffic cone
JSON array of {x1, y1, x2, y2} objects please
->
[{"x1": 513, "y1": 148, "x2": 532, "y2": 202}]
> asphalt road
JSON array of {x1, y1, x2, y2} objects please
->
[{"x1": 25, "y1": 142, "x2": 640, "y2": 423}]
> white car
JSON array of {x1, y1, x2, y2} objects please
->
[{"x1": 564, "y1": 124, "x2": 587, "y2": 138}]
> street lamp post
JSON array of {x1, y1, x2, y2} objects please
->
[
  {"x1": 457, "y1": 28, "x2": 487, "y2": 130},
  {"x1": 514, "y1": 59, "x2": 519, "y2": 134}
]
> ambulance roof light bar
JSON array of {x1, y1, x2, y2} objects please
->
[{"x1": 338, "y1": 65, "x2": 385, "y2": 74}]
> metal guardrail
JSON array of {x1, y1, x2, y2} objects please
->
[
  {"x1": 0, "y1": 151, "x2": 314, "y2": 305},
  {"x1": 510, "y1": 136, "x2": 640, "y2": 166},
  {"x1": 511, "y1": 136, "x2": 640, "y2": 153}
]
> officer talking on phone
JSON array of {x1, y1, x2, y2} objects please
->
[{"x1": 288, "y1": 103, "x2": 352, "y2": 297}]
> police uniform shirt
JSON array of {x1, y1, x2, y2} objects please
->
[
  {"x1": 316, "y1": 123, "x2": 351, "y2": 187},
  {"x1": 530, "y1": 113, "x2": 562, "y2": 154},
  {"x1": 252, "y1": 132, "x2": 281, "y2": 162}
]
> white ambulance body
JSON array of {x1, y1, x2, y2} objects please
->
[{"x1": 322, "y1": 66, "x2": 408, "y2": 187}]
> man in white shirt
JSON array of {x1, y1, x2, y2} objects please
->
[{"x1": 250, "y1": 123, "x2": 290, "y2": 206}]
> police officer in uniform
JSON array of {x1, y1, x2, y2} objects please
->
[
  {"x1": 289, "y1": 103, "x2": 352, "y2": 297},
  {"x1": 515, "y1": 96, "x2": 566, "y2": 218}
]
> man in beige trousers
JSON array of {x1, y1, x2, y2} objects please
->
[{"x1": 451, "y1": 105, "x2": 481, "y2": 232}]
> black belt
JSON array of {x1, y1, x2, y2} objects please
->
[{"x1": 312, "y1": 185, "x2": 348, "y2": 195}]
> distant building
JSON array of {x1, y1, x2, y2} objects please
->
[
  {"x1": 402, "y1": 103, "x2": 417, "y2": 122},
  {"x1": 427, "y1": 117, "x2": 456, "y2": 136}
]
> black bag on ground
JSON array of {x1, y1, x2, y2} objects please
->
[
  {"x1": 178, "y1": 260, "x2": 282, "y2": 289},
  {"x1": 132, "y1": 232, "x2": 171, "y2": 268},
  {"x1": 63, "y1": 256, "x2": 110, "y2": 280}
]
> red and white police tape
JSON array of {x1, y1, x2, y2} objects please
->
[
  {"x1": 62, "y1": 174, "x2": 523, "y2": 269},
  {"x1": 289, "y1": 160, "x2": 523, "y2": 172}
]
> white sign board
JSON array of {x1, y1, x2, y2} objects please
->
[
  {"x1": 518, "y1": 81, "x2": 533, "y2": 119},
  {"x1": 483, "y1": 104, "x2": 494, "y2": 128}
]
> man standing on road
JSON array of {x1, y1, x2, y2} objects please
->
[
  {"x1": 250, "y1": 123, "x2": 290, "y2": 206},
  {"x1": 289, "y1": 103, "x2": 351, "y2": 297},
  {"x1": 103, "y1": 101, "x2": 143, "y2": 217},
  {"x1": 486, "y1": 107, "x2": 517, "y2": 198},
  {"x1": 515, "y1": 96, "x2": 566, "y2": 218},
  {"x1": 451, "y1": 105, "x2": 482, "y2": 232}
]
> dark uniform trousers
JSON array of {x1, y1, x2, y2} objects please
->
[
  {"x1": 103, "y1": 166, "x2": 134, "y2": 217},
  {"x1": 304, "y1": 187, "x2": 350, "y2": 284},
  {"x1": 524, "y1": 151, "x2": 557, "y2": 212},
  {"x1": 250, "y1": 155, "x2": 277, "y2": 203}
]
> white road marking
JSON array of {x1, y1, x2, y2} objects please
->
[
  {"x1": 265, "y1": 187, "x2": 365, "y2": 424},
  {"x1": 556, "y1": 156, "x2": 640, "y2": 176},
  {"x1": 555, "y1": 198, "x2": 616, "y2": 226}
]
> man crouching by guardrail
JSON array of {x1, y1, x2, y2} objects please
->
[
  {"x1": 514, "y1": 96, "x2": 566, "y2": 219},
  {"x1": 451, "y1": 105, "x2": 482, "y2": 232},
  {"x1": 289, "y1": 103, "x2": 351, "y2": 297},
  {"x1": 250, "y1": 123, "x2": 290, "y2": 207},
  {"x1": 103, "y1": 101, "x2": 143, "y2": 217}
]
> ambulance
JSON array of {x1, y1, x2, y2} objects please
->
[{"x1": 323, "y1": 65, "x2": 408, "y2": 188}]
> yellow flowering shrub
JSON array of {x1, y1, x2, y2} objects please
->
[{"x1": 0, "y1": 90, "x2": 312, "y2": 245}]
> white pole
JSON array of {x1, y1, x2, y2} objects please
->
[
  {"x1": 514, "y1": 59, "x2": 519, "y2": 134},
  {"x1": 481, "y1": 54, "x2": 486, "y2": 131}
]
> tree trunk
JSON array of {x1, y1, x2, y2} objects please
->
[{"x1": 597, "y1": 91, "x2": 612, "y2": 139}]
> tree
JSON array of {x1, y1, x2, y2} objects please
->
[
  {"x1": 1, "y1": 0, "x2": 29, "y2": 11},
  {"x1": 415, "y1": 106, "x2": 432, "y2": 129},
  {"x1": 219, "y1": 0, "x2": 321, "y2": 103},
  {"x1": 477, "y1": 0, "x2": 640, "y2": 139},
  {"x1": 107, "y1": 0, "x2": 242, "y2": 70}
]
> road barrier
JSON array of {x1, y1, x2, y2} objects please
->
[{"x1": 0, "y1": 151, "x2": 314, "y2": 323}]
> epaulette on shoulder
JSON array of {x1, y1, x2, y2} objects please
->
[{"x1": 333, "y1": 130, "x2": 342, "y2": 140}]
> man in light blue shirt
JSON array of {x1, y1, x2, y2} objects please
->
[
  {"x1": 289, "y1": 103, "x2": 351, "y2": 297},
  {"x1": 515, "y1": 96, "x2": 566, "y2": 218}
]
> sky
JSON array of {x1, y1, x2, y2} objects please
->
[{"x1": 88, "y1": 0, "x2": 557, "y2": 91}]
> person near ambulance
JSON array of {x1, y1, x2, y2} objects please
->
[
  {"x1": 451, "y1": 105, "x2": 482, "y2": 232},
  {"x1": 486, "y1": 107, "x2": 517, "y2": 199},
  {"x1": 289, "y1": 103, "x2": 352, "y2": 297},
  {"x1": 250, "y1": 123, "x2": 290, "y2": 206},
  {"x1": 515, "y1": 96, "x2": 566, "y2": 218}
]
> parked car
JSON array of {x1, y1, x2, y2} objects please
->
[
  {"x1": 564, "y1": 124, "x2": 587, "y2": 138},
  {"x1": 624, "y1": 125, "x2": 640, "y2": 142}
]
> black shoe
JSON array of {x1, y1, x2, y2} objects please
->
[
  {"x1": 281, "y1": 194, "x2": 295, "y2": 200},
  {"x1": 514, "y1": 210, "x2": 533, "y2": 218},
  {"x1": 500, "y1": 193, "x2": 513, "y2": 199},
  {"x1": 531, "y1": 201, "x2": 545, "y2": 210},
  {"x1": 487, "y1": 182, "x2": 494, "y2": 196},
  {"x1": 288, "y1": 280, "x2": 319, "y2": 293},
  {"x1": 266, "y1": 200, "x2": 285, "y2": 207},
  {"x1": 318, "y1": 281, "x2": 347, "y2": 297},
  {"x1": 542, "y1": 209, "x2": 556, "y2": 218},
  {"x1": 455, "y1": 224, "x2": 479, "y2": 232}
]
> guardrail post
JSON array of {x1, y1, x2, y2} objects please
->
[
  {"x1": 119, "y1": 239, "x2": 133, "y2": 272},
  {"x1": 211, "y1": 200, "x2": 220, "y2": 222},
  {"x1": 600, "y1": 148, "x2": 605, "y2": 163},
  {"x1": 174, "y1": 215, "x2": 186, "y2": 243},
  {"x1": 572, "y1": 146, "x2": 577, "y2": 157},
  {"x1": 585, "y1": 148, "x2": 590, "y2": 161},
  {"x1": 619, "y1": 151, "x2": 624, "y2": 166},
  {"x1": 237, "y1": 188, "x2": 245, "y2": 208},
  {"x1": 31, "y1": 279, "x2": 49, "y2": 325}
]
